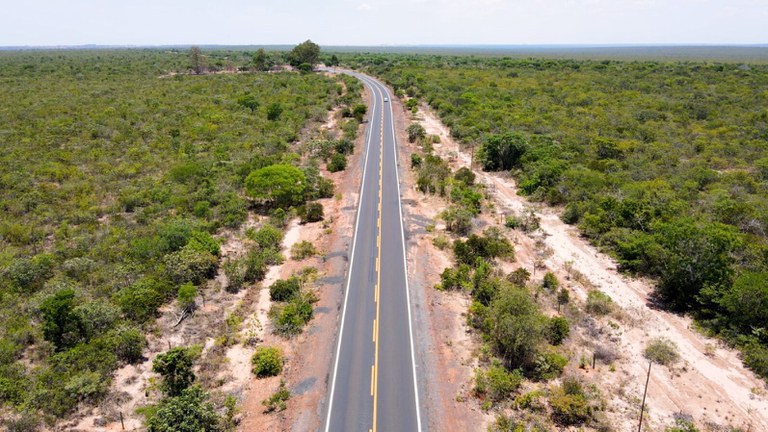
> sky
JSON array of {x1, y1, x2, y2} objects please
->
[{"x1": 1, "y1": 0, "x2": 766, "y2": 47}]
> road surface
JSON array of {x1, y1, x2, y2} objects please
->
[{"x1": 324, "y1": 70, "x2": 422, "y2": 432}]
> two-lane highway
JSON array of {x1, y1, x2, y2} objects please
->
[{"x1": 324, "y1": 71, "x2": 422, "y2": 432}]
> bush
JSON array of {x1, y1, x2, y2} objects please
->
[
  {"x1": 542, "y1": 271, "x2": 559, "y2": 291},
  {"x1": 474, "y1": 362, "x2": 523, "y2": 403},
  {"x1": 115, "y1": 279, "x2": 169, "y2": 323},
  {"x1": 441, "y1": 206, "x2": 473, "y2": 235},
  {"x1": 410, "y1": 153, "x2": 422, "y2": 168},
  {"x1": 152, "y1": 347, "x2": 196, "y2": 397},
  {"x1": 586, "y1": 290, "x2": 614, "y2": 316},
  {"x1": 327, "y1": 153, "x2": 347, "y2": 172},
  {"x1": 270, "y1": 293, "x2": 315, "y2": 337},
  {"x1": 251, "y1": 224, "x2": 283, "y2": 249},
  {"x1": 163, "y1": 245, "x2": 217, "y2": 285},
  {"x1": 262, "y1": 380, "x2": 290, "y2": 413},
  {"x1": 644, "y1": 337, "x2": 680, "y2": 366},
  {"x1": 223, "y1": 259, "x2": 246, "y2": 293},
  {"x1": 40, "y1": 288, "x2": 84, "y2": 351},
  {"x1": 251, "y1": 346, "x2": 284, "y2": 378},
  {"x1": 531, "y1": 348, "x2": 568, "y2": 380},
  {"x1": 186, "y1": 230, "x2": 220, "y2": 257},
  {"x1": 300, "y1": 202, "x2": 324, "y2": 223},
  {"x1": 454, "y1": 167, "x2": 476, "y2": 186},
  {"x1": 291, "y1": 240, "x2": 318, "y2": 260},
  {"x1": 546, "y1": 316, "x2": 570, "y2": 345},
  {"x1": 549, "y1": 377, "x2": 590, "y2": 425},
  {"x1": 108, "y1": 326, "x2": 146, "y2": 364},
  {"x1": 406, "y1": 123, "x2": 426, "y2": 143},
  {"x1": 177, "y1": 283, "x2": 197, "y2": 310},
  {"x1": 146, "y1": 386, "x2": 222, "y2": 432},
  {"x1": 665, "y1": 419, "x2": 699, "y2": 432},
  {"x1": 269, "y1": 277, "x2": 301, "y2": 302}
]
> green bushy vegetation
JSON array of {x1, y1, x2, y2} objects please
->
[
  {"x1": 251, "y1": 346, "x2": 284, "y2": 378},
  {"x1": 354, "y1": 53, "x2": 768, "y2": 379},
  {"x1": 0, "y1": 48, "x2": 354, "y2": 423}
]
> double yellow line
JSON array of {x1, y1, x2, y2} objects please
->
[{"x1": 369, "y1": 107, "x2": 385, "y2": 432}]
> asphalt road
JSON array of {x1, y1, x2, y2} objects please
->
[{"x1": 324, "y1": 70, "x2": 422, "y2": 432}]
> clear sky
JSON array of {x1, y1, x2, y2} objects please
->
[{"x1": 1, "y1": 0, "x2": 765, "y2": 46}]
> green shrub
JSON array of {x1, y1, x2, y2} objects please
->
[
  {"x1": 532, "y1": 348, "x2": 568, "y2": 380},
  {"x1": 269, "y1": 277, "x2": 301, "y2": 302},
  {"x1": 115, "y1": 279, "x2": 168, "y2": 322},
  {"x1": 300, "y1": 202, "x2": 324, "y2": 223},
  {"x1": 223, "y1": 259, "x2": 246, "y2": 293},
  {"x1": 586, "y1": 290, "x2": 614, "y2": 316},
  {"x1": 644, "y1": 337, "x2": 680, "y2": 366},
  {"x1": 474, "y1": 362, "x2": 523, "y2": 403},
  {"x1": 186, "y1": 230, "x2": 220, "y2": 257},
  {"x1": 327, "y1": 153, "x2": 347, "y2": 172},
  {"x1": 251, "y1": 346, "x2": 284, "y2": 378},
  {"x1": 152, "y1": 347, "x2": 196, "y2": 397},
  {"x1": 549, "y1": 378, "x2": 590, "y2": 425},
  {"x1": 546, "y1": 316, "x2": 570, "y2": 345},
  {"x1": 146, "y1": 386, "x2": 222, "y2": 432},
  {"x1": 411, "y1": 153, "x2": 422, "y2": 168},
  {"x1": 107, "y1": 326, "x2": 146, "y2": 364},
  {"x1": 665, "y1": 419, "x2": 699, "y2": 432},
  {"x1": 262, "y1": 380, "x2": 290, "y2": 413},
  {"x1": 291, "y1": 240, "x2": 318, "y2": 260},
  {"x1": 542, "y1": 272, "x2": 559, "y2": 291},
  {"x1": 251, "y1": 224, "x2": 284, "y2": 249},
  {"x1": 177, "y1": 283, "x2": 197, "y2": 310},
  {"x1": 270, "y1": 293, "x2": 315, "y2": 337},
  {"x1": 40, "y1": 288, "x2": 84, "y2": 351},
  {"x1": 163, "y1": 245, "x2": 217, "y2": 285},
  {"x1": 437, "y1": 264, "x2": 472, "y2": 291},
  {"x1": 406, "y1": 123, "x2": 426, "y2": 143}
]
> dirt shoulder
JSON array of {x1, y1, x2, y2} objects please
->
[
  {"x1": 390, "y1": 93, "x2": 494, "y2": 430},
  {"x1": 414, "y1": 102, "x2": 768, "y2": 431},
  {"x1": 237, "y1": 84, "x2": 372, "y2": 432}
]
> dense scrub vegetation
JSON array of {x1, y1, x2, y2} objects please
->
[
  {"x1": 354, "y1": 53, "x2": 768, "y2": 380},
  {"x1": 0, "y1": 48, "x2": 353, "y2": 424}
]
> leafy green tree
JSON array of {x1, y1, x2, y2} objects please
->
[
  {"x1": 237, "y1": 94, "x2": 259, "y2": 112},
  {"x1": 147, "y1": 386, "x2": 221, "y2": 432},
  {"x1": 289, "y1": 40, "x2": 321, "y2": 67},
  {"x1": 352, "y1": 104, "x2": 367, "y2": 122},
  {"x1": 477, "y1": 132, "x2": 528, "y2": 171},
  {"x1": 115, "y1": 278, "x2": 169, "y2": 323},
  {"x1": 546, "y1": 316, "x2": 570, "y2": 345},
  {"x1": 269, "y1": 277, "x2": 301, "y2": 302},
  {"x1": 489, "y1": 286, "x2": 547, "y2": 370},
  {"x1": 40, "y1": 289, "x2": 84, "y2": 351},
  {"x1": 163, "y1": 245, "x2": 218, "y2": 285},
  {"x1": 152, "y1": 347, "x2": 196, "y2": 397},
  {"x1": 252, "y1": 48, "x2": 270, "y2": 71},
  {"x1": 266, "y1": 102, "x2": 283, "y2": 121},
  {"x1": 189, "y1": 46, "x2": 205, "y2": 74},
  {"x1": 327, "y1": 54, "x2": 340, "y2": 66},
  {"x1": 719, "y1": 272, "x2": 768, "y2": 334},
  {"x1": 245, "y1": 164, "x2": 306, "y2": 208}
]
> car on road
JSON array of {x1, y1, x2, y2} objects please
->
[{"x1": 384, "y1": 97, "x2": 389, "y2": 102}]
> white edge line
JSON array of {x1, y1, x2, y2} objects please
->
[
  {"x1": 373, "y1": 76, "x2": 424, "y2": 432},
  {"x1": 324, "y1": 71, "x2": 378, "y2": 432}
]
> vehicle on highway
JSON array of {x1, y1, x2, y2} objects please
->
[{"x1": 384, "y1": 97, "x2": 389, "y2": 102}]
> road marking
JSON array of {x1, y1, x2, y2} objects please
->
[
  {"x1": 370, "y1": 365, "x2": 375, "y2": 396},
  {"x1": 372, "y1": 319, "x2": 376, "y2": 342},
  {"x1": 377, "y1": 78, "x2": 424, "y2": 432},
  {"x1": 323, "y1": 76, "x2": 378, "y2": 432},
  {"x1": 371, "y1": 90, "x2": 385, "y2": 432}
]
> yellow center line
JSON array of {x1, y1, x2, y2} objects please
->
[{"x1": 371, "y1": 107, "x2": 385, "y2": 432}]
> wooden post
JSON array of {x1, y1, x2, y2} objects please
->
[
  {"x1": 638, "y1": 361, "x2": 652, "y2": 432},
  {"x1": 592, "y1": 353, "x2": 596, "y2": 370},
  {"x1": 120, "y1": 412, "x2": 125, "y2": 430},
  {"x1": 168, "y1": 340, "x2": 171, "y2": 351}
]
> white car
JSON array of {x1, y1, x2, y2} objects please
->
[{"x1": 384, "y1": 97, "x2": 389, "y2": 102}]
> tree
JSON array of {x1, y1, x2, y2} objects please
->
[
  {"x1": 147, "y1": 386, "x2": 221, "y2": 432},
  {"x1": 253, "y1": 48, "x2": 270, "y2": 71},
  {"x1": 40, "y1": 288, "x2": 84, "y2": 351},
  {"x1": 189, "y1": 46, "x2": 205, "y2": 75},
  {"x1": 328, "y1": 54, "x2": 340, "y2": 66},
  {"x1": 266, "y1": 102, "x2": 283, "y2": 121},
  {"x1": 489, "y1": 286, "x2": 547, "y2": 370},
  {"x1": 245, "y1": 164, "x2": 306, "y2": 208},
  {"x1": 289, "y1": 40, "x2": 321, "y2": 68},
  {"x1": 477, "y1": 132, "x2": 528, "y2": 171},
  {"x1": 177, "y1": 283, "x2": 197, "y2": 311},
  {"x1": 153, "y1": 347, "x2": 196, "y2": 396}
]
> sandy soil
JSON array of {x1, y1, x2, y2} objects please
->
[{"x1": 415, "y1": 103, "x2": 768, "y2": 431}]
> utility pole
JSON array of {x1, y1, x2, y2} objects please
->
[{"x1": 637, "y1": 361, "x2": 652, "y2": 432}]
